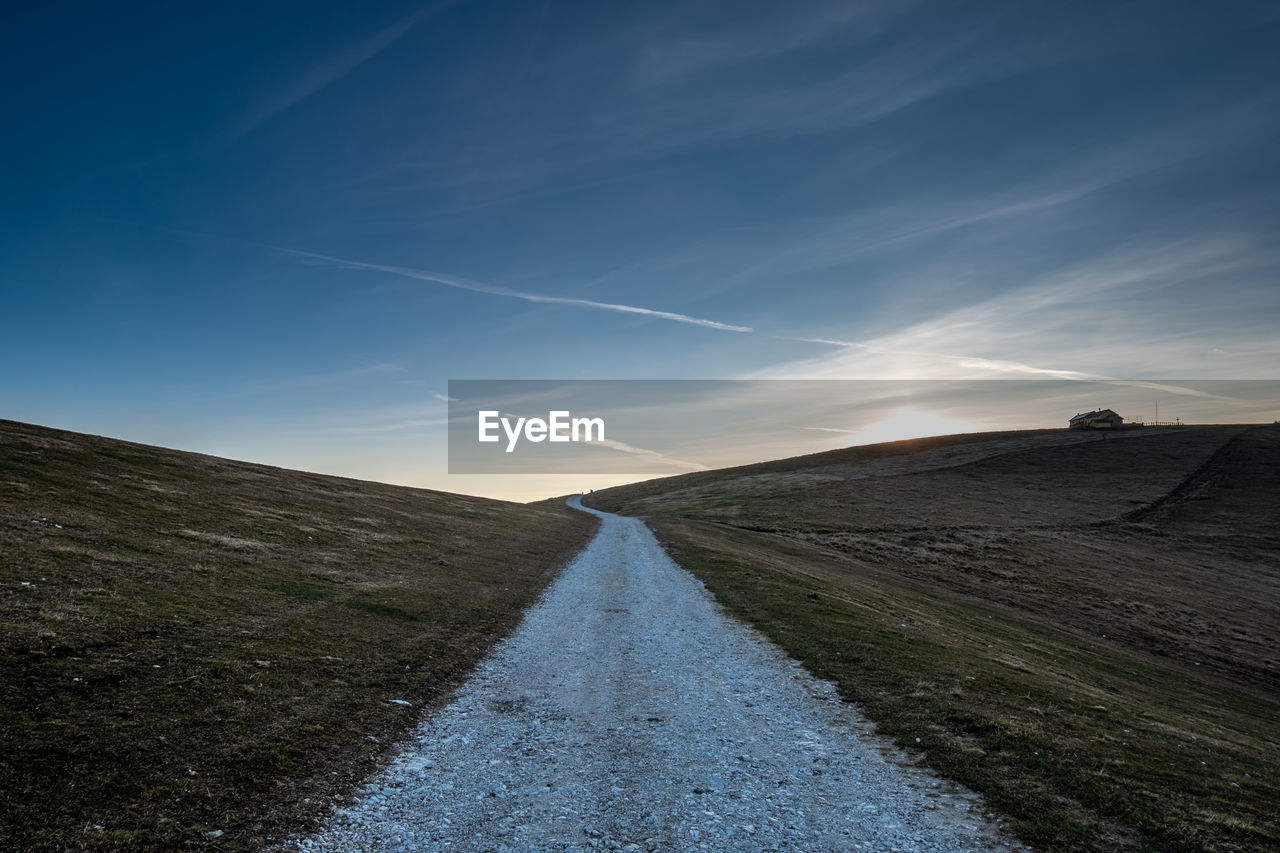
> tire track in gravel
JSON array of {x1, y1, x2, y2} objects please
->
[{"x1": 289, "y1": 496, "x2": 1026, "y2": 852}]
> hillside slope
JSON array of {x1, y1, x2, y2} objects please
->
[
  {"x1": 0, "y1": 419, "x2": 595, "y2": 851},
  {"x1": 585, "y1": 425, "x2": 1280, "y2": 851}
]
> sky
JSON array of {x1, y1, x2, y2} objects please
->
[{"x1": 2, "y1": 1, "x2": 1278, "y2": 500}]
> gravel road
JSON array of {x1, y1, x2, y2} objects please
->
[{"x1": 289, "y1": 497, "x2": 1025, "y2": 852}]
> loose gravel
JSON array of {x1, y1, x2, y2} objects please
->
[{"x1": 288, "y1": 497, "x2": 1026, "y2": 852}]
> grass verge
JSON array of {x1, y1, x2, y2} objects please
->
[
  {"x1": 0, "y1": 419, "x2": 596, "y2": 851},
  {"x1": 649, "y1": 519, "x2": 1276, "y2": 851},
  {"x1": 587, "y1": 426, "x2": 1279, "y2": 851}
]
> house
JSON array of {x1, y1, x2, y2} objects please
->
[{"x1": 1069, "y1": 409, "x2": 1124, "y2": 430}]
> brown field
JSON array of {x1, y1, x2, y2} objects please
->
[
  {"x1": 0, "y1": 419, "x2": 596, "y2": 851},
  {"x1": 585, "y1": 425, "x2": 1280, "y2": 851}
]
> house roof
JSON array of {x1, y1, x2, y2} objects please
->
[{"x1": 1070, "y1": 409, "x2": 1120, "y2": 421}]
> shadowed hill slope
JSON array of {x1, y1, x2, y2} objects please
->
[
  {"x1": 585, "y1": 425, "x2": 1280, "y2": 851},
  {"x1": 589, "y1": 426, "x2": 1247, "y2": 527},
  {"x1": 0, "y1": 419, "x2": 595, "y2": 851}
]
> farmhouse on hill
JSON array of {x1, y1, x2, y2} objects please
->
[{"x1": 1069, "y1": 408, "x2": 1125, "y2": 430}]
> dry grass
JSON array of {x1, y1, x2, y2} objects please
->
[
  {"x1": 0, "y1": 419, "x2": 596, "y2": 851},
  {"x1": 586, "y1": 425, "x2": 1280, "y2": 851}
]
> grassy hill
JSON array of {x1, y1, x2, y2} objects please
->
[
  {"x1": 585, "y1": 425, "x2": 1280, "y2": 852},
  {"x1": 0, "y1": 419, "x2": 595, "y2": 851}
]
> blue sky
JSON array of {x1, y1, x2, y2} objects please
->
[{"x1": 2, "y1": 1, "x2": 1278, "y2": 499}]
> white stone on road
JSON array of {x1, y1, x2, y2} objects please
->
[{"x1": 288, "y1": 496, "x2": 1025, "y2": 852}]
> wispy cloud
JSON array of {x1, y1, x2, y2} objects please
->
[
  {"x1": 633, "y1": 0, "x2": 915, "y2": 83},
  {"x1": 761, "y1": 235, "x2": 1278, "y2": 380},
  {"x1": 603, "y1": 23, "x2": 1000, "y2": 155},
  {"x1": 335, "y1": 417, "x2": 451, "y2": 434},
  {"x1": 597, "y1": 1, "x2": 1200, "y2": 161},
  {"x1": 792, "y1": 338, "x2": 1098, "y2": 380},
  {"x1": 732, "y1": 96, "x2": 1280, "y2": 287},
  {"x1": 320, "y1": 400, "x2": 455, "y2": 435},
  {"x1": 591, "y1": 437, "x2": 709, "y2": 471},
  {"x1": 347, "y1": 4, "x2": 1031, "y2": 201},
  {"x1": 228, "y1": 3, "x2": 444, "y2": 139},
  {"x1": 277, "y1": 246, "x2": 753, "y2": 333}
]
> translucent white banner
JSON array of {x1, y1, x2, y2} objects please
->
[{"x1": 447, "y1": 380, "x2": 1279, "y2": 474}]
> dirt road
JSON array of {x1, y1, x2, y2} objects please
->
[{"x1": 291, "y1": 497, "x2": 1022, "y2": 851}]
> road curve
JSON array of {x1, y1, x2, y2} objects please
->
[{"x1": 290, "y1": 497, "x2": 1023, "y2": 852}]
